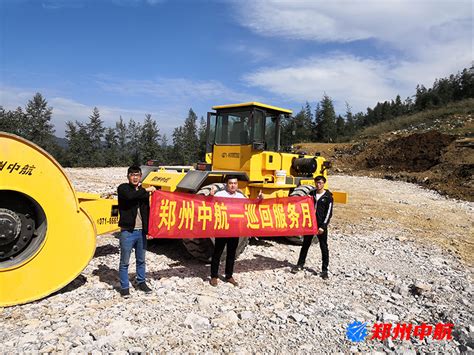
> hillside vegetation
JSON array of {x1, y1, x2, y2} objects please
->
[
  {"x1": 298, "y1": 99, "x2": 474, "y2": 201},
  {"x1": 356, "y1": 99, "x2": 474, "y2": 139}
]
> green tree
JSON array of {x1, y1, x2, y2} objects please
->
[
  {"x1": 65, "y1": 121, "x2": 89, "y2": 167},
  {"x1": 280, "y1": 114, "x2": 296, "y2": 149},
  {"x1": 86, "y1": 107, "x2": 105, "y2": 166},
  {"x1": 104, "y1": 127, "x2": 119, "y2": 166},
  {"x1": 181, "y1": 108, "x2": 199, "y2": 164},
  {"x1": 140, "y1": 114, "x2": 162, "y2": 163},
  {"x1": 316, "y1": 94, "x2": 337, "y2": 142},
  {"x1": 335, "y1": 114, "x2": 345, "y2": 139},
  {"x1": 458, "y1": 68, "x2": 474, "y2": 99},
  {"x1": 161, "y1": 134, "x2": 173, "y2": 164},
  {"x1": 127, "y1": 119, "x2": 142, "y2": 165},
  {"x1": 344, "y1": 102, "x2": 355, "y2": 137},
  {"x1": 304, "y1": 101, "x2": 316, "y2": 141},
  {"x1": 392, "y1": 95, "x2": 404, "y2": 117},
  {"x1": 115, "y1": 116, "x2": 130, "y2": 165},
  {"x1": 292, "y1": 109, "x2": 309, "y2": 143},
  {"x1": 172, "y1": 126, "x2": 185, "y2": 164},
  {"x1": 313, "y1": 102, "x2": 322, "y2": 141},
  {"x1": 0, "y1": 106, "x2": 27, "y2": 136},
  {"x1": 197, "y1": 116, "x2": 207, "y2": 161},
  {"x1": 24, "y1": 93, "x2": 56, "y2": 152}
]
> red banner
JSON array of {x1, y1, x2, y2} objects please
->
[{"x1": 148, "y1": 191, "x2": 317, "y2": 238}]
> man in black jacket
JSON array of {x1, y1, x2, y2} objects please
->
[
  {"x1": 291, "y1": 175, "x2": 333, "y2": 279},
  {"x1": 117, "y1": 165, "x2": 156, "y2": 297}
]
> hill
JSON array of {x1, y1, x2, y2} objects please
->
[{"x1": 298, "y1": 99, "x2": 474, "y2": 201}]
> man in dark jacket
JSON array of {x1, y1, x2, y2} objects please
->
[
  {"x1": 291, "y1": 175, "x2": 333, "y2": 279},
  {"x1": 117, "y1": 165, "x2": 156, "y2": 297}
]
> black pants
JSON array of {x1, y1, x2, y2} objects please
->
[
  {"x1": 296, "y1": 231, "x2": 329, "y2": 272},
  {"x1": 210, "y1": 237, "x2": 239, "y2": 278}
]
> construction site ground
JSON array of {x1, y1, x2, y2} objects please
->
[{"x1": 1, "y1": 167, "x2": 472, "y2": 353}]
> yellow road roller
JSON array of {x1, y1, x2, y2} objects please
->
[{"x1": 0, "y1": 132, "x2": 119, "y2": 307}]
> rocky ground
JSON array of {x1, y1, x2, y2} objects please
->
[{"x1": 1, "y1": 169, "x2": 473, "y2": 353}]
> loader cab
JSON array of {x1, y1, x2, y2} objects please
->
[
  {"x1": 206, "y1": 102, "x2": 292, "y2": 155},
  {"x1": 205, "y1": 102, "x2": 293, "y2": 179}
]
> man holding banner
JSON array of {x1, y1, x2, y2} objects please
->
[
  {"x1": 291, "y1": 175, "x2": 333, "y2": 279},
  {"x1": 148, "y1": 175, "x2": 319, "y2": 284},
  {"x1": 117, "y1": 165, "x2": 156, "y2": 298},
  {"x1": 209, "y1": 175, "x2": 250, "y2": 287}
]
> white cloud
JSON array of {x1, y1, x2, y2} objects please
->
[
  {"x1": 243, "y1": 50, "x2": 471, "y2": 113},
  {"x1": 236, "y1": 0, "x2": 472, "y2": 112},
  {"x1": 96, "y1": 76, "x2": 258, "y2": 104},
  {"x1": 221, "y1": 43, "x2": 273, "y2": 63},
  {"x1": 244, "y1": 55, "x2": 396, "y2": 112},
  {"x1": 234, "y1": 0, "x2": 471, "y2": 47}
]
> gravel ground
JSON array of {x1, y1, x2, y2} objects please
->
[{"x1": 1, "y1": 169, "x2": 472, "y2": 353}]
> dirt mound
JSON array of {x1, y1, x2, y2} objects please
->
[
  {"x1": 299, "y1": 130, "x2": 473, "y2": 201},
  {"x1": 364, "y1": 131, "x2": 456, "y2": 172}
]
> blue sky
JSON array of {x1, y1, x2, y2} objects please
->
[{"x1": 0, "y1": 0, "x2": 472, "y2": 138}]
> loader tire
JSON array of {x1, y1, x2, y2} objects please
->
[
  {"x1": 181, "y1": 183, "x2": 249, "y2": 262},
  {"x1": 285, "y1": 185, "x2": 316, "y2": 245}
]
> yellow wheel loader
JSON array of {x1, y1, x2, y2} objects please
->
[
  {"x1": 140, "y1": 102, "x2": 347, "y2": 259},
  {"x1": 0, "y1": 102, "x2": 346, "y2": 307}
]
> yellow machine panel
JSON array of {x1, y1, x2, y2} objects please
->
[
  {"x1": 142, "y1": 170, "x2": 187, "y2": 191},
  {"x1": 76, "y1": 192, "x2": 119, "y2": 235},
  {"x1": 212, "y1": 145, "x2": 252, "y2": 172},
  {"x1": 262, "y1": 152, "x2": 282, "y2": 171}
]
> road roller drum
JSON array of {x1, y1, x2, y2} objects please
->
[{"x1": 0, "y1": 133, "x2": 107, "y2": 306}]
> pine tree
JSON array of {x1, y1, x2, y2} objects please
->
[
  {"x1": 316, "y1": 94, "x2": 337, "y2": 142},
  {"x1": 181, "y1": 109, "x2": 199, "y2": 164},
  {"x1": 336, "y1": 115, "x2": 345, "y2": 139},
  {"x1": 292, "y1": 109, "x2": 309, "y2": 143},
  {"x1": 65, "y1": 121, "x2": 89, "y2": 167},
  {"x1": 127, "y1": 119, "x2": 142, "y2": 165},
  {"x1": 104, "y1": 127, "x2": 119, "y2": 166},
  {"x1": 197, "y1": 116, "x2": 207, "y2": 161},
  {"x1": 279, "y1": 114, "x2": 295, "y2": 150},
  {"x1": 458, "y1": 68, "x2": 474, "y2": 99},
  {"x1": 140, "y1": 114, "x2": 162, "y2": 163},
  {"x1": 344, "y1": 102, "x2": 355, "y2": 137},
  {"x1": 115, "y1": 116, "x2": 130, "y2": 165},
  {"x1": 24, "y1": 93, "x2": 56, "y2": 151},
  {"x1": 161, "y1": 134, "x2": 173, "y2": 164},
  {"x1": 313, "y1": 102, "x2": 322, "y2": 141},
  {"x1": 304, "y1": 101, "x2": 315, "y2": 141},
  {"x1": 172, "y1": 126, "x2": 185, "y2": 164},
  {"x1": 0, "y1": 106, "x2": 28, "y2": 136},
  {"x1": 86, "y1": 107, "x2": 105, "y2": 166},
  {"x1": 393, "y1": 95, "x2": 403, "y2": 117}
]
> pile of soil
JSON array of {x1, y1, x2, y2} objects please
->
[
  {"x1": 298, "y1": 129, "x2": 473, "y2": 201},
  {"x1": 362, "y1": 131, "x2": 456, "y2": 172}
]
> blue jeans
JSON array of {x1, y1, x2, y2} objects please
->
[{"x1": 119, "y1": 229, "x2": 146, "y2": 290}]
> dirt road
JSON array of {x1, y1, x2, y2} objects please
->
[{"x1": 329, "y1": 175, "x2": 473, "y2": 265}]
